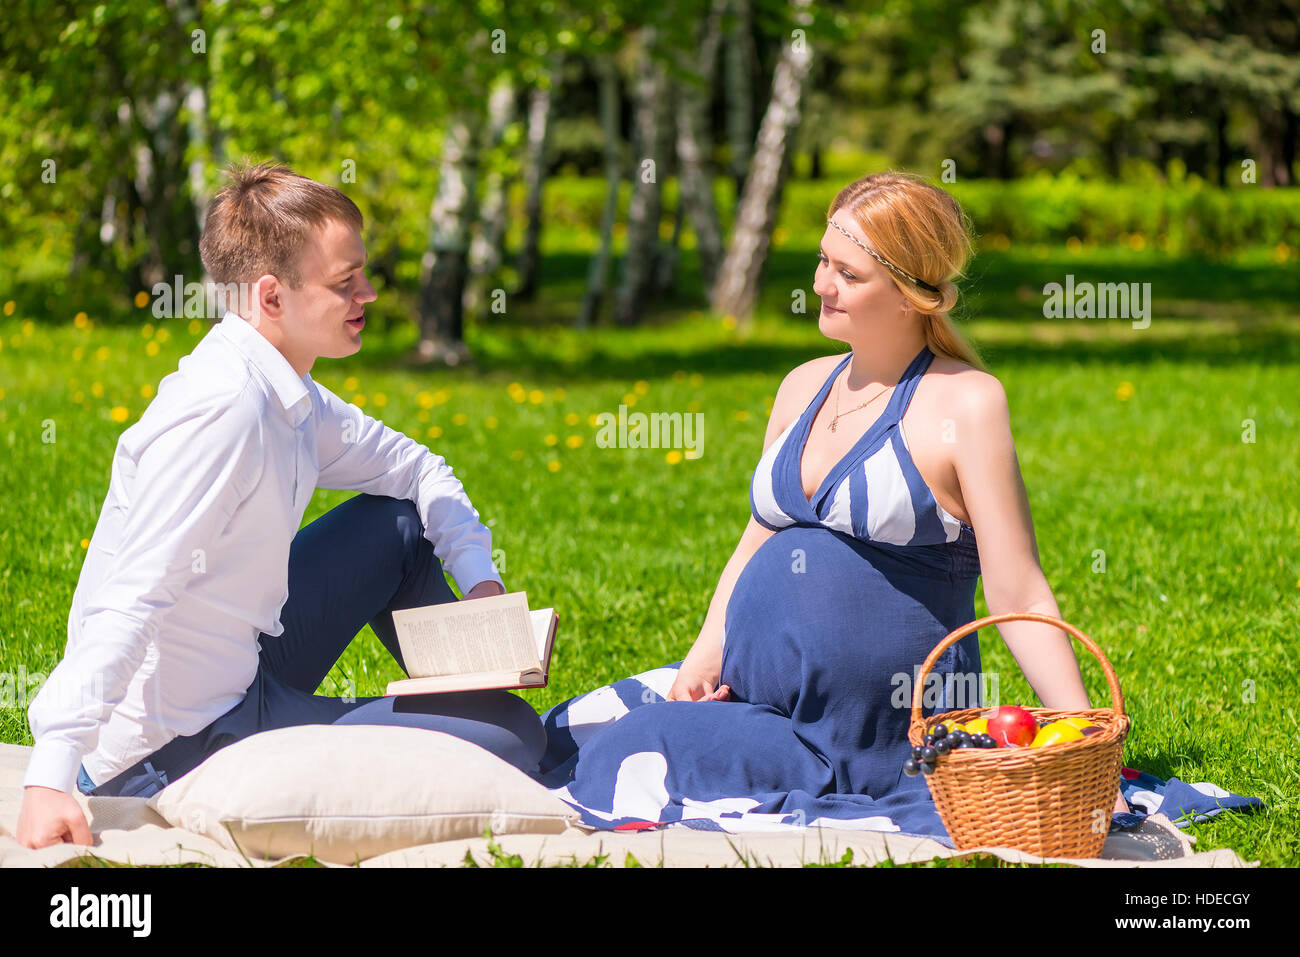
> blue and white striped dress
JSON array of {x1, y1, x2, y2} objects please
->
[{"x1": 537, "y1": 346, "x2": 985, "y2": 840}]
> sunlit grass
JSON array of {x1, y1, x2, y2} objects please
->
[{"x1": 1, "y1": 248, "x2": 1296, "y2": 867}]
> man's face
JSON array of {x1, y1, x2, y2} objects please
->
[{"x1": 272, "y1": 218, "x2": 377, "y2": 374}]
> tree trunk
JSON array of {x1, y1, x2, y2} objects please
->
[
  {"x1": 675, "y1": 0, "x2": 725, "y2": 290},
  {"x1": 1281, "y1": 105, "x2": 1297, "y2": 188},
  {"x1": 516, "y1": 53, "x2": 561, "y2": 301},
  {"x1": 416, "y1": 115, "x2": 478, "y2": 365},
  {"x1": 615, "y1": 30, "x2": 670, "y2": 327},
  {"x1": 578, "y1": 54, "x2": 623, "y2": 329},
  {"x1": 710, "y1": 0, "x2": 814, "y2": 324},
  {"x1": 654, "y1": 191, "x2": 685, "y2": 295},
  {"x1": 724, "y1": 0, "x2": 757, "y2": 199},
  {"x1": 1215, "y1": 106, "x2": 1229, "y2": 188},
  {"x1": 465, "y1": 76, "x2": 517, "y2": 317}
]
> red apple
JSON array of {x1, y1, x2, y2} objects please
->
[{"x1": 985, "y1": 706, "x2": 1038, "y2": 747}]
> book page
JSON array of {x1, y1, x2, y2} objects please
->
[
  {"x1": 393, "y1": 592, "x2": 539, "y2": 678},
  {"x1": 530, "y1": 609, "x2": 556, "y2": 661}
]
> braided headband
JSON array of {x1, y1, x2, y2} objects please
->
[{"x1": 825, "y1": 218, "x2": 941, "y2": 294}]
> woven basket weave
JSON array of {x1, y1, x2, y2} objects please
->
[{"x1": 907, "y1": 612, "x2": 1131, "y2": 859}]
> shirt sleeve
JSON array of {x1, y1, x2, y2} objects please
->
[
  {"x1": 311, "y1": 381, "x2": 502, "y2": 596},
  {"x1": 23, "y1": 395, "x2": 265, "y2": 794}
]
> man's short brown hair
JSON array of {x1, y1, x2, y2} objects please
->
[{"x1": 199, "y1": 161, "x2": 363, "y2": 288}]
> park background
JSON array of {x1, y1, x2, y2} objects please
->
[{"x1": 0, "y1": 0, "x2": 1296, "y2": 866}]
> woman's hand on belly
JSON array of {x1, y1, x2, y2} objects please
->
[{"x1": 666, "y1": 668, "x2": 732, "y2": 702}]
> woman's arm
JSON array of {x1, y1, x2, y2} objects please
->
[
  {"x1": 667, "y1": 516, "x2": 775, "y2": 700},
  {"x1": 665, "y1": 357, "x2": 833, "y2": 701},
  {"x1": 954, "y1": 377, "x2": 1129, "y2": 816},
  {"x1": 951, "y1": 375, "x2": 1091, "y2": 712}
]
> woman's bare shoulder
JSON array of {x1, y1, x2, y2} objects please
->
[
  {"x1": 920, "y1": 357, "x2": 1009, "y2": 433},
  {"x1": 926, "y1": 356, "x2": 1003, "y2": 399},
  {"x1": 764, "y1": 354, "x2": 844, "y2": 440}
]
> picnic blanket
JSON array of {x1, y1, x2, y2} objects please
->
[{"x1": 535, "y1": 663, "x2": 1265, "y2": 843}]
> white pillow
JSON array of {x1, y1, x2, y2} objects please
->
[{"x1": 148, "y1": 724, "x2": 579, "y2": 864}]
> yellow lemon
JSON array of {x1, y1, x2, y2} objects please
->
[
  {"x1": 1060, "y1": 717, "x2": 1095, "y2": 731},
  {"x1": 964, "y1": 718, "x2": 989, "y2": 735}
]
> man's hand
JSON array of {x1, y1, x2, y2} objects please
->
[
  {"x1": 15, "y1": 786, "x2": 92, "y2": 849},
  {"x1": 461, "y1": 580, "x2": 506, "y2": 601}
]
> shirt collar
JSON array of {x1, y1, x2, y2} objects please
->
[{"x1": 216, "y1": 311, "x2": 313, "y2": 427}]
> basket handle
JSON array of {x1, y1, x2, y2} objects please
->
[{"x1": 909, "y1": 612, "x2": 1126, "y2": 726}]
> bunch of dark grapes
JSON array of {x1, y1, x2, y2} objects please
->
[{"x1": 902, "y1": 722, "x2": 998, "y2": 777}]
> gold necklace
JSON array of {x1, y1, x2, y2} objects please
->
[{"x1": 830, "y1": 370, "x2": 894, "y2": 433}]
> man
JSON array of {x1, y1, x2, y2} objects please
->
[{"x1": 17, "y1": 162, "x2": 544, "y2": 849}]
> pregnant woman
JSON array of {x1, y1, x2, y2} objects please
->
[{"x1": 538, "y1": 171, "x2": 1128, "y2": 838}]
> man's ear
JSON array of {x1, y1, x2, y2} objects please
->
[{"x1": 255, "y1": 274, "x2": 284, "y2": 321}]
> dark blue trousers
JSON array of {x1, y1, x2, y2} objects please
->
[{"x1": 77, "y1": 493, "x2": 545, "y2": 798}]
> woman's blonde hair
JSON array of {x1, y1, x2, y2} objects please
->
[{"x1": 828, "y1": 171, "x2": 985, "y2": 370}]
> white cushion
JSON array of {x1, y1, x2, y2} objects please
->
[{"x1": 148, "y1": 724, "x2": 578, "y2": 864}]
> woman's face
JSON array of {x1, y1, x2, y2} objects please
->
[{"x1": 813, "y1": 211, "x2": 909, "y2": 343}]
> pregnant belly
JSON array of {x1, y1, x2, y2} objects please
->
[{"x1": 722, "y1": 525, "x2": 978, "y2": 720}]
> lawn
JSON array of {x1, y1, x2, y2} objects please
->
[{"x1": 1, "y1": 245, "x2": 1296, "y2": 867}]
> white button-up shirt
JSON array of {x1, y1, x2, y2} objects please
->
[{"x1": 24, "y1": 311, "x2": 502, "y2": 794}]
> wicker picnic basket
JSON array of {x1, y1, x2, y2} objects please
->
[{"x1": 907, "y1": 612, "x2": 1131, "y2": 859}]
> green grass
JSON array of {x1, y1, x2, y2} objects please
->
[{"x1": 1, "y1": 245, "x2": 1296, "y2": 868}]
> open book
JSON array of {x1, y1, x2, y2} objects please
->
[{"x1": 384, "y1": 591, "x2": 559, "y2": 696}]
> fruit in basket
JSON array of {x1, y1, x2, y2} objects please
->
[
  {"x1": 1030, "y1": 721, "x2": 1085, "y2": 748},
  {"x1": 985, "y1": 706, "x2": 1038, "y2": 747},
  {"x1": 1060, "y1": 717, "x2": 1095, "y2": 731},
  {"x1": 964, "y1": 718, "x2": 989, "y2": 735}
]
